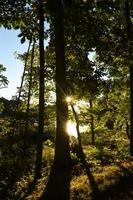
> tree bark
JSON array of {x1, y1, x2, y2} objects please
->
[
  {"x1": 24, "y1": 40, "x2": 35, "y2": 154},
  {"x1": 35, "y1": 0, "x2": 45, "y2": 179},
  {"x1": 17, "y1": 41, "x2": 31, "y2": 110},
  {"x1": 53, "y1": 0, "x2": 71, "y2": 170}
]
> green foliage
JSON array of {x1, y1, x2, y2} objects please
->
[
  {"x1": 42, "y1": 144, "x2": 54, "y2": 166},
  {"x1": 0, "y1": 118, "x2": 13, "y2": 136},
  {"x1": 0, "y1": 64, "x2": 8, "y2": 89}
]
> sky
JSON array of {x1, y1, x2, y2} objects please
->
[
  {"x1": 0, "y1": 26, "x2": 93, "y2": 100},
  {"x1": 0, "y1": 24, "x2": 50, "y2": 100},
  {"x1": 0, "y1": 27, "x2": 28, "y2": 99}
]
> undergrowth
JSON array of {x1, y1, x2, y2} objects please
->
[{"x1": 0, "y1": 130, "x2": 133, "y2": 200}]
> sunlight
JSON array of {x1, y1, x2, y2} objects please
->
[
  {"x1": 67, "y1": 121, "x2": 77, "y2": 138},
  {"x1": 66, "y1": 96, "x2": 73, "y2": 104}
]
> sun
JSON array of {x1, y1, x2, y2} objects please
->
[
  {"x1": 67, "y1": 121, "x2": 77, "y2": 138},
  {"x1": 66, "y1": 96, "x2": 73, "y2": 105}
]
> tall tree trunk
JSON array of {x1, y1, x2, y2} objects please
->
[
  {"x1": 124, "y1": 0, "x2": 133, "y2": 156},
  {"x1": 13, "y1": 41, "x2": 31, "y2": 136},
  {"x1": 89, "y1": 98, "x2": 95, "y2": 145},
  {"x1": 35, "y1": 0, "x2": 45, "y2": 180},
  {"x1": 17, "y1": 41, "x2": 31, "y2": 110},
  {"x1": 24, "y1": 40, "x2": 35, "y2": 154},
  {"x1": 53, "y1": 0, "x2": 71, "y2": 170}
]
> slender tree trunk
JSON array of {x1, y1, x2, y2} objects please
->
[
  {"x1": 24, "y1": 40, "x2": 35, "y2": 154},
  {"x1": 35, "y1": 0, "x2": 45, "y2": 180},
  {"x1": 124, "y1": 0, "x2": 133, "y2": 156},
  {"x1": 13, "y1": 41, "x2": 31, "y2": 136},
  {"x1": 89, "y1": 98, "x2": 95, "y2": 145},
  {"x1": 16, "y1": 41, "x2": 31, "y2": 110},
  {"x1": 53, "y1": 0, "x2": 71, "y2": 170}
]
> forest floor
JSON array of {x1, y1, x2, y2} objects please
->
[
  {"x1": 1, "y1": 132, "x2": 133, "y2": 200},
  {"x1": 1, "y1": 155, "x2": 133, "y2": 200}
]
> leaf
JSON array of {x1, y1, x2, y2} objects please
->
[
  {"x1": 18, "y1": 33, "x2": 23, "y2": 37},
  {"x1": 21, "y1": 37, "x2": 25, "y2": 44}
]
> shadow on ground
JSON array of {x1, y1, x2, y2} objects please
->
[
  {"x1": 77, "y1": 147, "x2": 133, "y2": 200},
  {"x1": 0, "y1": 161, "x2": 33, "y2": 200},
  {"x1": 15, "y1": 180, "x2": 37, "y2": 200},
  {"x1": 0, "y1": 136, "x2": 36, "y2": 200},
  {"x1": 98, "y1": 164, "x2": 133, "y2": 200},
  {"x1": 39, "y1": 165, "x2": 72, "y2": 200},
  {"x1": 76, "y1": 147, "x2": 101, "y2": 199}
]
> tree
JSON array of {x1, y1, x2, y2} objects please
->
[
  {"x1": 23, "y1": 40, "x2": 36, "y2": 154},
  {"x1": 0, "y1": 64, "x2": 8, "y2": 89},
  {"x1": 50, "y1": 0, "x2": 71, "y2": 170},
  {"x1": 92, "y1": 0, "x2": 133, "y2": 154},
  {"x1": 34, "y1": 0, "x2": 45, "y2": 180}
]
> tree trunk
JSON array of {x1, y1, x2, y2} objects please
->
[
  {"x1": 13, "y1": 41, "x2": 31, "y2": 136},
  {"x1": 89, "y1": 98, "x2": 95, "y2": 145},
  {"x1": 35, "y1": 0, "x2": 45, "y2": 180},
  {"x1": 124, "y1": 0, "x2": 133, "y2": 156},
  {"x1": 24, "y1": 40, "x2": 35, "y2": 154},
  {"x1": 53, "y1": 0, "x2": 71, "y2": 170}
]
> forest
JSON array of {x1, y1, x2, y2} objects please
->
[{"x1": 0, "y1": 0, "x2": 133, "y2": 199}]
